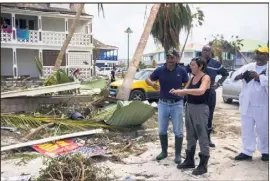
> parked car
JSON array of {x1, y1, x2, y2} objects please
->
[
  {"x1": 108, "y1": 68, "x2": 159, "y2": 101},
  {"x1": 222, "y1": 70, "x2": 242, "y2": 103},
  {"x1": 97, "y1": 67, "x2": 113, "y2": 76},
  {"x1": 109, "y1": 68, "x2": 186, "y2": 101}
]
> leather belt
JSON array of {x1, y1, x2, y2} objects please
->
[{"x1": 160, "y1": 99, "x2": 181, "y2": 104}]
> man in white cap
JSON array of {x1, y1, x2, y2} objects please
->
[{"x1": 232, "y1": 46, "x2": 269, "y2": 161}]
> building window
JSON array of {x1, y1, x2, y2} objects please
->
[
  {"x1": 28, "y1": 20, "x2": 35, "y2": 30},
  {"x1": 19, "y1": 19, "x2": 27, "y2": 29},
  {"x1": 1, "y1": 18, "x2": 11, "y2": 25}
]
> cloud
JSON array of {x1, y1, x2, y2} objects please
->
[{"x1": 85, "y1": 3, "x2": 268, "y2": 59}]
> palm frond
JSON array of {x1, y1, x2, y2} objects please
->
[
  {"x1": 44, "y1": 69, "x2": 74, "y2": 86},
  {"x1": 98, "y1": 4, "x2": 105, "y2": 18},
  {"x1": 151, "y1": 4, "x2": 204, "y2": 52},
  {"x1": 34, "y1": 56, "x2": 43, "y2": 77},
  {"x1": 1, "y1": 115, "x2": 119, "y2": 131}
]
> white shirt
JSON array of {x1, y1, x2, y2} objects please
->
[
  {"x1": 249, "y1": 64, "x2": 267, "y2": 106},
  {"x1": 231, "y1": 62, "x2": 268, "y2": 115}
]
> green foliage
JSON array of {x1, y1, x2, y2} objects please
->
[
  {"x1": 207, "y1": 34, "x2": 244, "y2": 64},
  {"x1": 139, "y1": 61, "x2": 147, "y2": 69},
  {"x1": 1, "y1": 113, "x2": 118, "y2": 131},
  {"x1": 44, "y1": 69, "x2": 74, "y2": 86},
  {"x1": 151, "y1": 4, "x2": 204, "y2": 52},
  {"x1": 105, "y1": 101, "x2": 155, "y2": 126}
]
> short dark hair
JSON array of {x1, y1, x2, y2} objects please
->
[{"x1": 191, "y1": 57, "x2": 207, "y2": 72}]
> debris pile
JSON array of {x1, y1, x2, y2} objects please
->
[{"x1": 37, "y1": 153, "x2": 113, "y2": 181}]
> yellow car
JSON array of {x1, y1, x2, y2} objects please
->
[{"x1": 109, "y1": 68, "x2": 159, "y2": 101}]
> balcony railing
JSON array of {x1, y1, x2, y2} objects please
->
[
  {"x1": 96, "y1": 55, "x2": 118, "y2": 61},
  {"x1": 1, "y1": 32, "x2": 12, "y2": 43},
  {"x1": 43, "y1": 66, "x2": 91, "y2": 80},
  {"x1": 1, "y1": 30, "x2": 92, "y2": 47}
]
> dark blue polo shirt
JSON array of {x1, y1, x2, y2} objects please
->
[
  {"x1": 150, "y1": 64, "x2": 189, "y2": 100},
  {"x1": 185, "y1": 58, "x2": 229, "y2": 86}
]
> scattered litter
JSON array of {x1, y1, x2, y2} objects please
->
[
  {"x1": 151, "y1": 102, "x2": 158, "y2": 108},
  {"x1": 68, "y1": 146, "x2": 107, "y2": 158},
  {"x1": 1, "y1": 127, "x2": 17, "y2": 132},
  {"x1": 32, "y1": 139, "x2": 79, "y2": 157},
  {"x1": 70, "y1": 112, "x2": 85, "y2": 120},
  {"x1": 1, "y1": 174, "x2": 31, "y2": 181}
]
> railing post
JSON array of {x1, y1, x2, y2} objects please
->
[
  {"x1": 12, "y1": 48, "x2": 18, "y2": 79},
  {"x1": 11, "y1": 13, "x2": 16, "y2": 43},
  {"x1": 38, "y1": 16, "x2": 42, "y2": 44}
]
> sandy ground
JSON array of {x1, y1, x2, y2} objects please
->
[{"x1": 1, "y1": 88, "x2": 268, "y2": 180}]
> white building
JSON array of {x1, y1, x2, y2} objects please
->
[
  {"x1": 142, "y1": 43, "x2": 204, "y2": 66},
  {"x1": 1, "y1": 3, "x2": 94, "y2": 79}
]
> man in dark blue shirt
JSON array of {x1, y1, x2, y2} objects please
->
[
  {"x1": 186, "y1": 45, "x2": 229, "y2": 147},
  {"x1": 146, "y1": 48, "x2": 189, "y2": 164}
]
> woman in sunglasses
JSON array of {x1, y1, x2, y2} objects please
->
[{"x1": 170, "y1": 57, "x2": 211, "y2": 175}]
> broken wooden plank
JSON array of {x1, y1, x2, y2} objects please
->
[
  {"x1": 1, "y1": 95, "x2": 94, "y2": 113},
  {"x1": 1, "y1": 129, "x2": 104, "y2": 152},
  {"x1": 1, "y1": 81, "x2": 81, "y2": 98}
]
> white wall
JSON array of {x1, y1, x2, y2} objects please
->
[
  {"x1": 17, "y1": 49, "x2": 39, "y2": 77},
  {"x1": 42, "y1": 17, "x2": 65, "y2": 32},
  {"x1": 1, "y1": 48, "x2": 13, "y2": 76},
  {"x1": 50, "y1": 4, "x2": 70, "y2": 9},
  {"x1": 68, "y1": 19, "x2": 88, "y2": 33}
]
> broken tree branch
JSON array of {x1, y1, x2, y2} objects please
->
[
  {"x1": 23, "y1": 123, "x2": 55, "y2": 141},
  {"x1": 120, "y1": 140, "x2": 133, "y2": 152}
]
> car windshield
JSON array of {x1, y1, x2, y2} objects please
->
[{"x1": 134, "y1": 70, "x2": 152, "y2": 80}]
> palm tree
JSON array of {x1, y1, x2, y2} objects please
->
[
  {"x1": 116, "y1": 4, "x2": 203, "y2": 100},
  {"x1": 179, "y1": 7, "x2": 204, "y2": 61},
  {"x1": 54, "y1": 4, "x2": 85, "y2": 70},
  {"x1": 116, "y1": 4, "x2": 161, "y2": 101},
  {"x1": 54, "y1": 4, "x2": 104, "y2": 70},
  {"x1": 150, "y1": 4, "x2": 203, "y2": 53}
]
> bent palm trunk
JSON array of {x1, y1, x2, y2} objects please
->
[
  {"x1": 116, "y1": 4, "x2": 161, "y2": 100},
  {"x1": 54, "y1": 4, "x2": 85, "y2": 70}
]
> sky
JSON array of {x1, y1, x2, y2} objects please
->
[{"x1": 85, "y1": 3, "x2": 269, "y2": 59}]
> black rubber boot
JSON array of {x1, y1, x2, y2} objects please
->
[
  {"x1": 177, "y1": 146, "x2": 196, "y2": 169},
  {"x1": 174, "y1": 136, "x2": 183, "y2": 164},
  {"x1": 261, "y1": 154, "x2": 269, "y2": 161},
  {"x1": 156, "y1": 134, "x2": 168, "y2": 161},
  {"x1": 208, "y1": 129, "x2": 215, "y2": 148},
  {"x1": 192, "y1": 153, "x2": 210, "y2": 176},
  {"x1": 235, "y1": 153, "x2": 252, "y2": 161}
]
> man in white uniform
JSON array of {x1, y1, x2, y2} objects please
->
[{"x1": 232, "y1": 46, "x2": 269, "y2": 161}]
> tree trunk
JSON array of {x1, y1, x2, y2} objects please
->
[
  {"x1": 179, "y1": 27, "x2": 191, "y2": 63},
  {"x1": 54, "y1": 4, "x2": 85, "y2": 70},
  {"x1": 116, "y1": 4, "x2": 161, "y2": 100},
  {"x1": 93, "y1": 49, "x2": 100, "y2": 76}
]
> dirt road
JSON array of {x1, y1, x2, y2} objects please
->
[
  {"x1": 107, "y1": 88, "x2": 268, "y2": 180},
  {"x1": 1, "y1": 88, "x2": 268, "y2": 180}
]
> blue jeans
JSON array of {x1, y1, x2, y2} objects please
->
[{"x1": 158, "y1": 99, "x2": 184, "y2": 138}]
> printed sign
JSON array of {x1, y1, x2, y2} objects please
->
[{"x1": 32, "y1": 140, "x2": 79, "y2": 157}]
